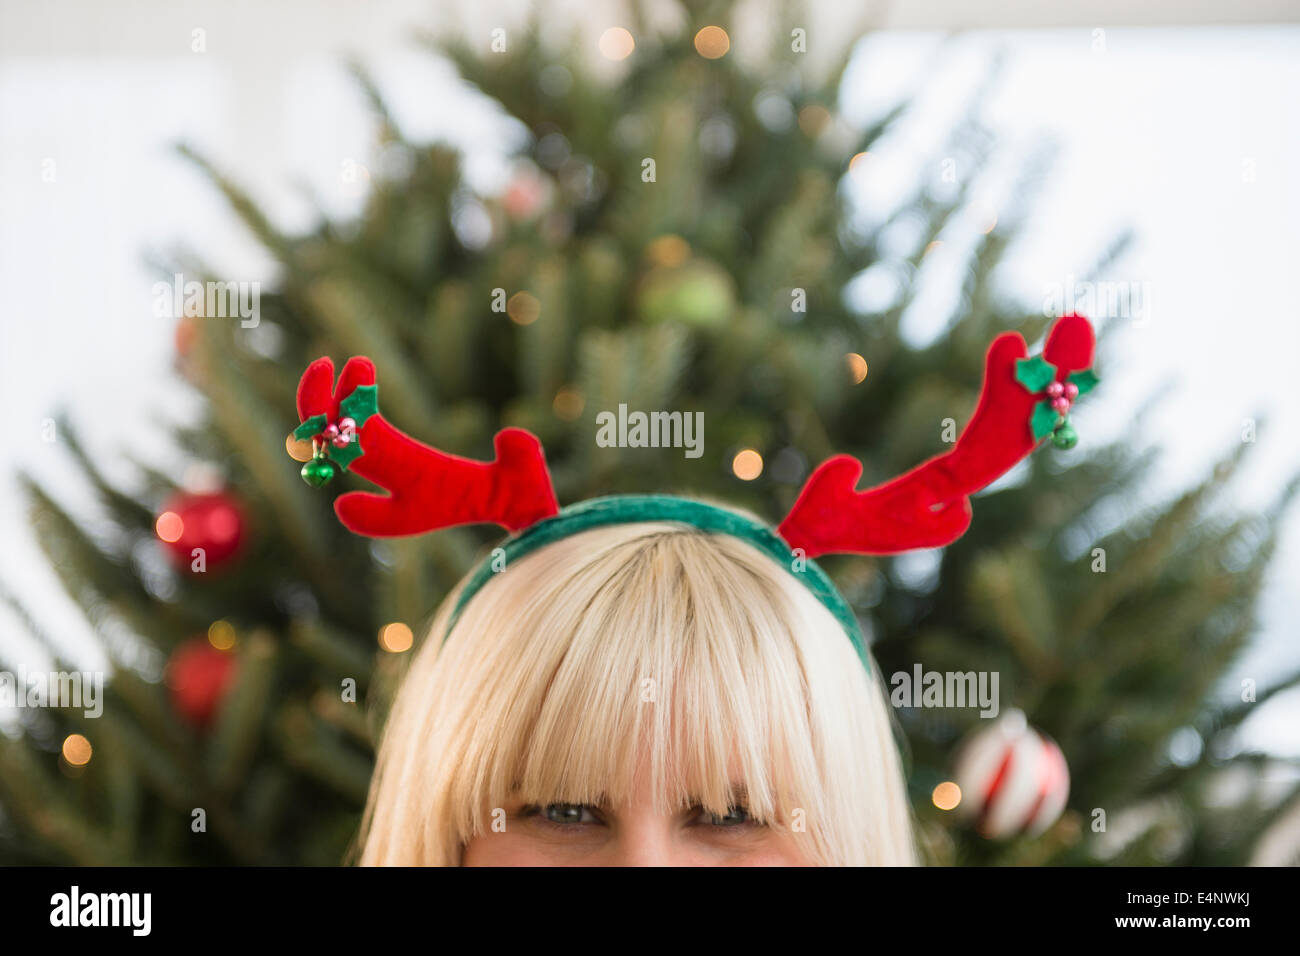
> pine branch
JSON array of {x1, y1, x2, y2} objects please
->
[
  {"x1": 288, "y1": 618, "x2": 376, "y2": 689},
  {"x1": 275, "y1": 705, "x2": 372, "y2": 805},
  {"x1": 1066, "y1": 440, "x2": 1255, "y2": 639},
  {"x1": 300, "y1": 271, "x2": 440, "y2": 429},
  {"x1": 176, "y1": 144, "x2": 296, "y2": 263},
  {"x1": 0, "y1": 737, "x2": 118, "y2": 865},
  {"x1": 208, "y1": 630, "x2": 278, "y2": 791}
]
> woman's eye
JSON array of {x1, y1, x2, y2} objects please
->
[
  {"x1": 539, "y1": 803, "x2": 598, "y2": 825},
  {"x1": 704, "y1": 806, "x2": 752, "y2": 827}
]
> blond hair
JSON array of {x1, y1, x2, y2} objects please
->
[{"x1": 358, "y1": 503, "x2": 916, "y2": 865}]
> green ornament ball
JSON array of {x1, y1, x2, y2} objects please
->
[
  {"x1": 300, "y1": 457, "x2": 337, "y2": 487},
  {"x1": 637, "y1": 260, "x2": 736, "y2": 328},
  {"x1": 1051, "y1": 422, "x2": 1079, "y2": 450}
]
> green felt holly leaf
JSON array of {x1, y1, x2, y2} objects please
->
[
  {"x1": 293, "y1": 414, "x2": 327, "y2": 441},
  {"x1": 1030, "y1": 400, "x2": 1060, "y2": 441},
  {"x1": 330, "y1": 437, "x2": 365, "y2": 471},
  {"x1": 340, "y1": 385, "x2": 379, "y2": 427},
  {"x1": 1068, "y1": 368, "x2": 1100, "y2": 396},
  {"x1": 1015, "y1": 355, "x2": 1058, "y2": 393}
]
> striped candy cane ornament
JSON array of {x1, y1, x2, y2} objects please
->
[{"x1": 952, "y1": 710, "x2": 1071, "y2": 839}]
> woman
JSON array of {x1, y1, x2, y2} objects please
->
[{"x1": 358, "y1": 508, "x2": 915, "y2": 866}]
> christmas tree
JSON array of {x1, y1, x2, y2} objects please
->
[{"x1": 2, "y1": 4, "x2": 1295, "y2": 865}]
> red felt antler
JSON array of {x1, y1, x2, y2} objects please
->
[
  {"x1": 778, "y1": 314, "x2": 1095, "y2": 558},
  {"x1": 296, "y1": 356, "x2": 559, "y2": 537}
]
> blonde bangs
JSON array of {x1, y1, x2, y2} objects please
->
[{"x1": 359, "y1": 513, "x2": 915, "y2": 866}]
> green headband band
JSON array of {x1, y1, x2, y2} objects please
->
[{"x1": 444, "y1": 494, "x2": 870, "y2": 673}]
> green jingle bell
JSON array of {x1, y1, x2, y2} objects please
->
[
  {"x1": 1051, "y1": 420, "x2": 1079, "y2": 450},
  {"x1": 300, "y1": 456, "x2": 337, "y2": 487}
]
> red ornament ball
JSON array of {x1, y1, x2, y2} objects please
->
[
  {"x1": 155, "y1": 491, "x2": 246, "y2": 572},
  {"x1": 951, "y1": 710, "x2": 1070, "y2": 839},
  {"x1": 166, "y1": 638, "x2": 236, "y2": 728}
]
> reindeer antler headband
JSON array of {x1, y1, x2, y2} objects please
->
[{"x1": 292, "y1": 314, "x2": 1099, "y2": 672}]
